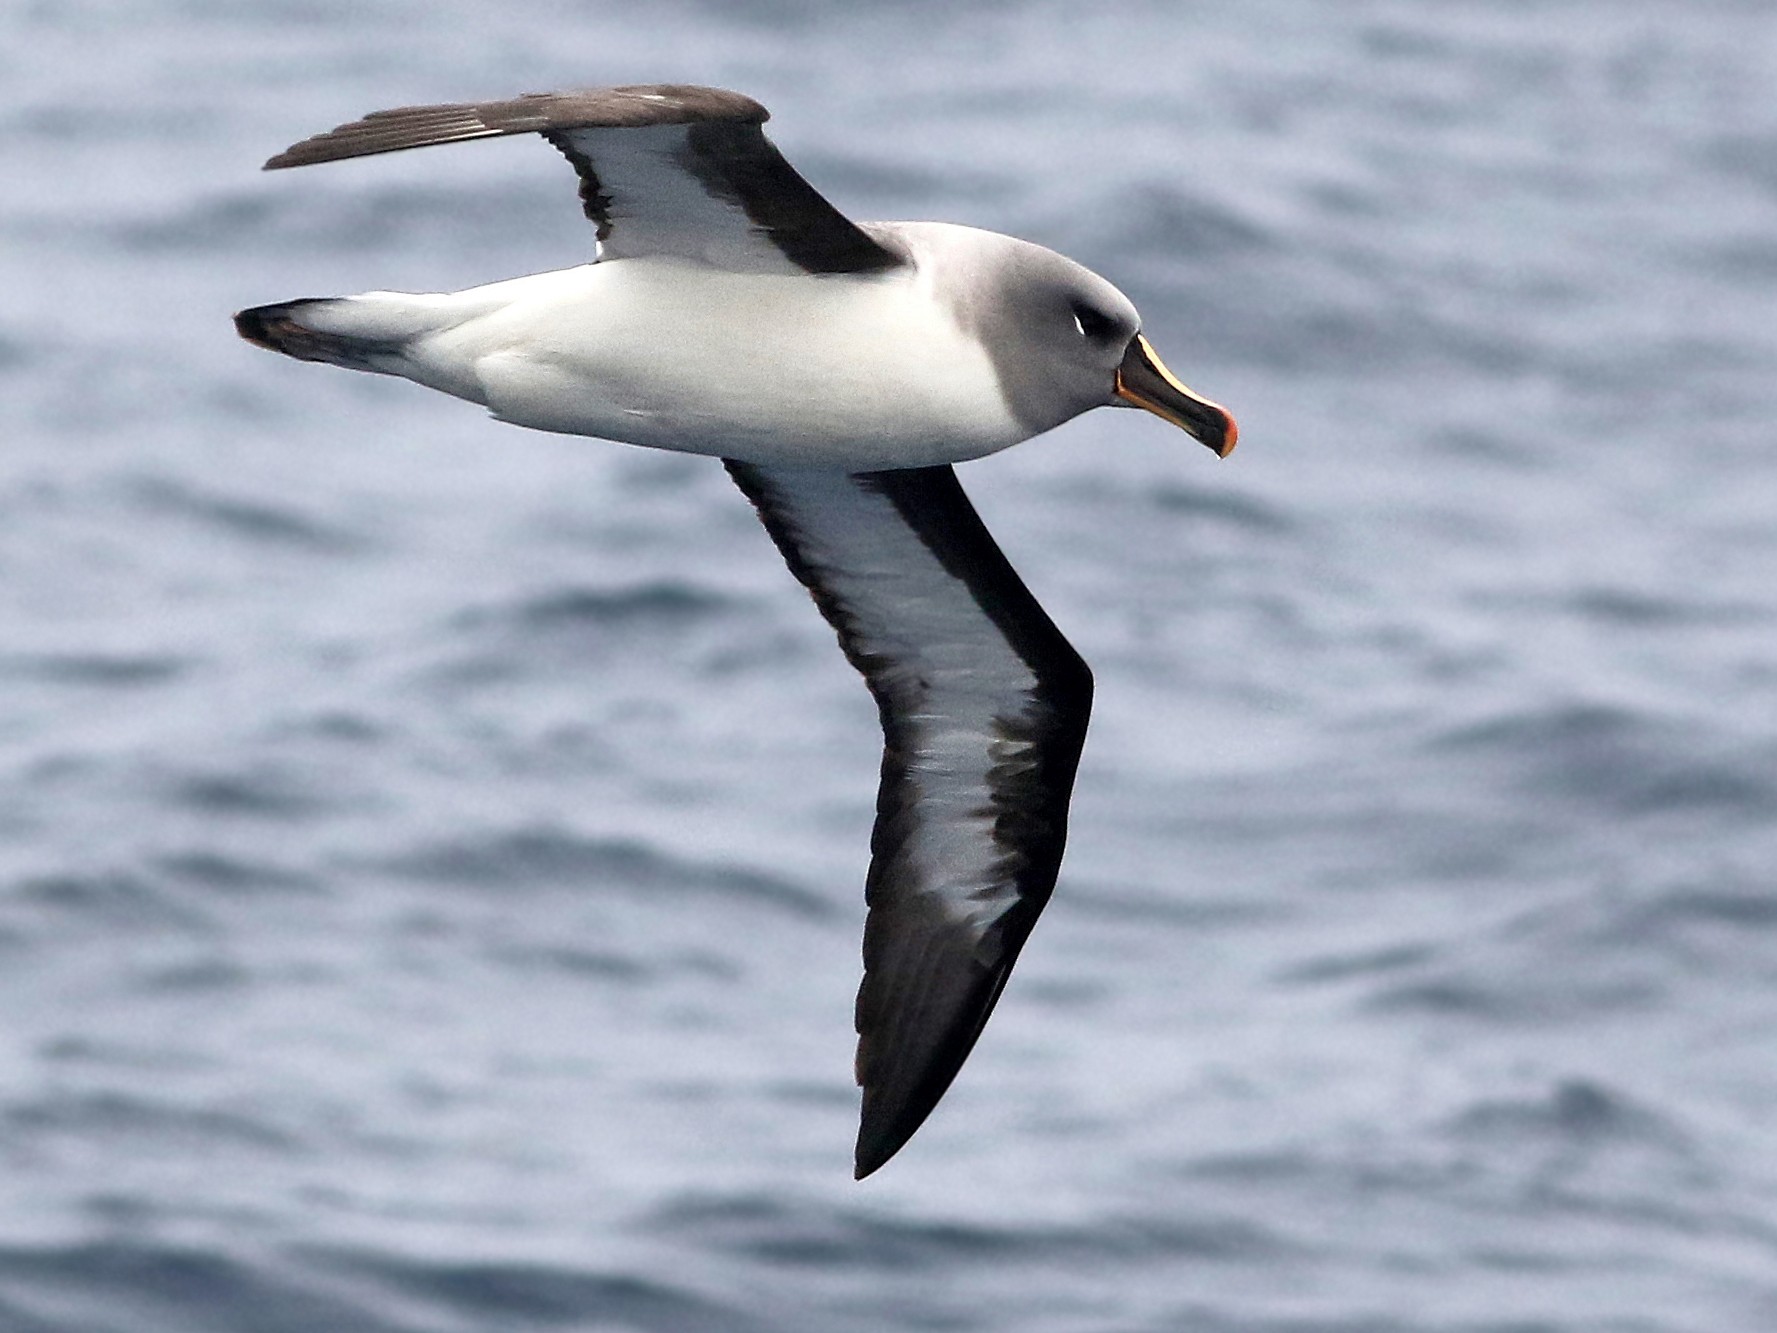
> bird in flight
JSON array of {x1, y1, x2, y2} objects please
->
[{"x1": 237, "y1": 84, "x2": 1236, "y2": 1177}]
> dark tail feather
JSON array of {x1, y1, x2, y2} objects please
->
[{"x1": 234, "y1": 299, "x2": 400, "y2": 373}]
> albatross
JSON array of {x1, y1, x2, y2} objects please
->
[{"x1": 236, "y1": 84, "x2": 1237, "y2": 1178}]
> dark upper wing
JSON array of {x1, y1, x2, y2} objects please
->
[
  {"x1": 262, "y1": 84, "x2": 903, "y2": 276},
  {"x1": 726, "y1": 461, "x2": 1093, "y2": 1178}
]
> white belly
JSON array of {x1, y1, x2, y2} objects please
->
[{"x1": 395, "y1": 260, "x2": 1026, "y2": 469}]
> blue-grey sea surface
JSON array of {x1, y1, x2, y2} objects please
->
[{"x1": 5, "y1": 2, "x2": 1777, "y2": 1329}]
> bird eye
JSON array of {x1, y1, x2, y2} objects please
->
[{"x1": 1071, "y1": 302, "x2": 1118, "y2": 342}]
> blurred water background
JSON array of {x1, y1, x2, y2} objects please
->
[{"x1": 4, "y1": 1, "x2": 1777, "y2": 1329}]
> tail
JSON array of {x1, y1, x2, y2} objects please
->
[
  {"x1": 234, "y1": 291, "x2": 480, "y2": 376},
  {"x1": 233, "y1": 297, "x2": 402, "y2": 373}
]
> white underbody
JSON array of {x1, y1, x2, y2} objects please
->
[{"x1": 301, "y1": 233, "x2": 1029, "y2": 469}]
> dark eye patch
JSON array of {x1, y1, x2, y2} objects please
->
[{"x1": 1071, "y1": 301, "x2": 1119, "y2": 343}]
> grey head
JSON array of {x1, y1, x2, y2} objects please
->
[{"x1": 869, "y1": 221, "x2": 1237, "y2": 455}]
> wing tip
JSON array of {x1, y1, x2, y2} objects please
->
[
  {"x1": 853, "y1": 1153, "x2": 884, "y2": 1181},
  {"x1": 853, "y1": 1112, "x2": 918, "y2": 1180},
  {"x1": 849, "y1": 905, "x2": 1046, "y2": 1179},
  {"x1": 849, "y1": 986, "x2": 994, "y2": 1182}
]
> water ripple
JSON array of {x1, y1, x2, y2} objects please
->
[
  {"x1": 647, "y1": 1191, "x2": 1299, "y2": 1271},
  {"x1": 310, "y1": 1248, "x2": 764, "y2": 1333},
  {"x1": 0, "y1": 1242, "x2": 414, "y2": 1333},
  {"x1": 124, "y1": 475, "x2": 369, "y2": 554},
  {"x1": 456, "y1": 580, "x2": 739, "y2": 636},
  {"x1": 5, "y1": 1089, "x2": 299, "y2": 1155},
  {"x1": 1429, "y1": 701, "x2": 1777, "y2": 818},
  {"x1": 372, "y1": 826, "x2": 832, "y2": 918},
  {"x1": 0, "y1": 652, "x2": 190, "y2": 690}
]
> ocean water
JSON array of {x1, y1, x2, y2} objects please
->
[{"x1": 5, "y1": 1, "x2": 1777, "y2": 1328}]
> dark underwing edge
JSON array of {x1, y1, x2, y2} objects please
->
[
  {"x1": 854, "y1": 465, "x2": 1093, "y2": 944},
  {"x1": 541, "y1": 132, "x2": 615, "y2": 242},
  {"x1": 679, "y1": 122, "x2": 903, "y2": 275},
  {"x1": 853, "y1": 467, "x2": 1093, "y2": 1173},
  {"x1": 723, "y1": 461, "x2": 1093, "y2": 1175}
]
